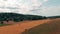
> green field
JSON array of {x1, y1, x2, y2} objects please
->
[{"x1": 0, "y1": 24, "x2": 11, "y2": 26}]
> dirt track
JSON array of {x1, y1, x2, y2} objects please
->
[{"x1": 0, "y1": 19, "x2": 54, "y2": 34}]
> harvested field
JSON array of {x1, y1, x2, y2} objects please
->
[{"x1": 0, "y1": 18, "x2": 60, "y2": 34}]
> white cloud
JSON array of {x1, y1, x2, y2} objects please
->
[
  {"x1": 1, "y1": 0, "x2": 59, "y2": 17},
  {"x1": 0, "y1": 0, "x2": 46, "y2": 14},
  {"x1": 44, "y1": 0, "x2": 48, "y2": 2},
  {"x1": 27, "y1": 6, "x2": 60, "y2": 16},
  {"x1": 0, "y1": 0, "x2": 59, "y2": 17},
  {"x1": 39, "y1": 6, "x2": 60, "y2": 16}
]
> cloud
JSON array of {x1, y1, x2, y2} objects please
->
[
  {"x1": 0, "y1": 0, "x2": 47, "y2": 14},
  {"x1": 38, "y1": 6, "x2": 60, "y2": 16},
  {"x1": 15, "y1": 0, "x2": 48, "y2": 14},
  {"x1": 27, "y1": 6, "x2": 60, "y2": 16},
  {"x1": 44, "y1": 0, "x2": 48, "y2": 2},
  {"x1": 1, "y1": 0, "x2": 60, "y2": 17},
  {"x1": 1, "y1": 0, "x2": 59, "y2": 17}
]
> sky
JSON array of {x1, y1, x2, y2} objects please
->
[{"x1": 0, "y1": 0, "x2": 60, "y2": 16}]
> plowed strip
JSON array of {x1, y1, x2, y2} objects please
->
[{"x1": 0, "y1": 19, "x2": 52, "y2": 34}]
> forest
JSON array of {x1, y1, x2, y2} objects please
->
[
  {"x1": 0, "y1": 13, "x2": 60, "y2": 22},
  {"x1": 0, "y1": 13, "x2": 47, "y2": 22}
]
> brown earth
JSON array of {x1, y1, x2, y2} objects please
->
[
  {"x1": 22, "y1": 18, "x2": 60, "y2": 34},
  {"x1": 0, "y1": 18, "x2": 60, "y2": 34},
  {"x1": 3, "y1": 21, "x2": 16, "y2": 24}
]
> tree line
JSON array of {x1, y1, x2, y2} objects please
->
[
  {"x1": 0, "y1": 13, "x2": 47, "y2": 22},
  {"x1": 0, "y1": 13, "x2": 60, "y2": 24}
]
